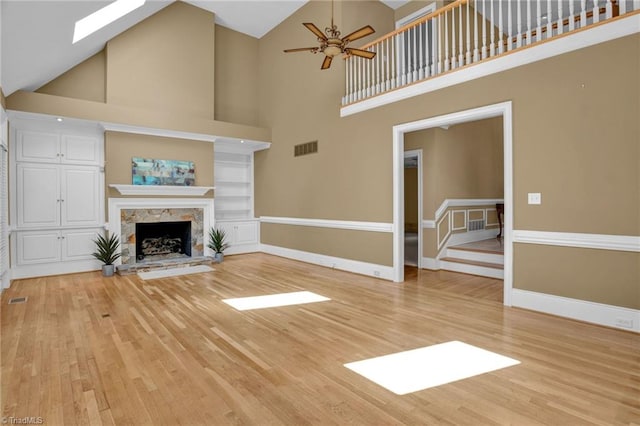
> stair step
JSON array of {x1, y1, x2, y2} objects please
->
[
  {"x1": 448, "y1": 245, "x2": 503, "y2": 255},
  {"x1": 445, "y1": 249, "x2": 504, "y2": 265},
  {"x1": 439, "y1": 257, "x2": 504, "y2": 279},
  {"x1": 440, "y1": 257, "x2": 504, "y2": 270}
]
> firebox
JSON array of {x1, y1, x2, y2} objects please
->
[{"x1": 135, "y1": 221, "x2": 192, "y2": 262}]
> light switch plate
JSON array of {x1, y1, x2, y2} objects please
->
[{"x1": 528, "y1": 193, "x2": 541, "y2": 205}]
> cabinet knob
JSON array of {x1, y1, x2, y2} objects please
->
[{"x1": 60, "y1": 153, "x2": 64, "y2": 157}]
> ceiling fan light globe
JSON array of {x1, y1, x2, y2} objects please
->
[{"x1": 324, "y1": 45, "x2": 342, "y2": 57}]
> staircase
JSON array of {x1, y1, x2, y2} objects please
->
[{"x1": 440, "y1": 239, "x2": 503, "y2": 279}]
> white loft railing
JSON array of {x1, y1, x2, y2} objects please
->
[{"x1": 342, "y1": 0, "x2": 639, "y2": 106}]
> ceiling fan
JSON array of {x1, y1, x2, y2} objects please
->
[{"x1": 283, "y1": 0, "x2": 376, "y2": 70}]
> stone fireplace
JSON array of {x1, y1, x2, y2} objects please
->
[{"x1": 108, "y1": 198, "x2": 214, "y2": 265}]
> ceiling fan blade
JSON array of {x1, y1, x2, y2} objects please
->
[
  {"x1": 303, "y1": 22, "x2": 328, "y2": 41},
  {"x1": 344, "y1": 48, "x2": 376, "y2": 60},
  {"x1": 342, "y1": 25, "x2": 375, "y2": 43},
  {"x1": 321, "y1": 55, "x2": 333, "y2": 70},
  {"x1": 284, "y1": 47, "x2": 318, "y2": 53}
]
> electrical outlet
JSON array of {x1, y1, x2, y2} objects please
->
[{"x1": 614, "y1": 318, "x2": 634, "y2": 329}]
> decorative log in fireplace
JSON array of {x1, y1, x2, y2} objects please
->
[{"x1": 135, "y1": 221, "x2": 192, "y2": 262}]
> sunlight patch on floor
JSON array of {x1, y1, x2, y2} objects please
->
[
  {"x1": 344, "y1": 341, "x2": 520, "y2": 395},
  {"x1": 223, "y1": 291, "x2": 330, "y2": 311}
]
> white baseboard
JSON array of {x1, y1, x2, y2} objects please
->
[
  {"x1": 10, "y1": 260, "x2": 101, "y2": 280},
  {"x1": 421, "y1": 257, "x2": 440, "y2": 270},
  {"x1": 512, "y1": 289, "x2": 640, "y2": 333},
  {"x1": 261, "y1": 244, "x2": 394, "y2": 281}
]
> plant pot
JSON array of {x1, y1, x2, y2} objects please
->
[
  {"x1": 102, "y1": 264, "x2": 116, "y2": 277},
  {"x1": 214, "y1": 252, "x2": 224, "y2": 263}
]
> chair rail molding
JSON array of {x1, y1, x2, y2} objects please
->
[
  {"x1": 260, "y1": 216, "x2": 393, "y2": 233},
  {"x1": 513, "y1": 230, "x2": 640, "y2": 252}
]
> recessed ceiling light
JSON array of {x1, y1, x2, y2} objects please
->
[
  {"x1": 73, "y1": 0, "x2": 146, "y2": 44},
  {"x1": 56, "y1": 118, "x2": 63, "y2": 122},
  {"x1": 240, "y1": 140, "x2": 245, "y2": 144}
]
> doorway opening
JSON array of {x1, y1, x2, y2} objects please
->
[
  {"x1": 404, "y1": 150, "x2": 422, "y2": 268},
  {"x1": 392, "y1": 102, "x2": 513, "y2": 306}
]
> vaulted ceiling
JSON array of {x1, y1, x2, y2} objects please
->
[{"x1": 1, "y1": 0, "x2": 408, "y2": 97}]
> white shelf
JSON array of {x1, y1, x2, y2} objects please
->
[{"x1": 109, "y1": 184, "x2": 214, "y2": 196}]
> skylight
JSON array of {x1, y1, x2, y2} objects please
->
[{"x1": 73, "y1": 0, "x2": 146, "y2": 44}]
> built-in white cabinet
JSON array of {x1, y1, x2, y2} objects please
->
[
  {"x1": 9, "y1": 116, "x2": 104, "y2": 278},
  {"x1": 214, "y1": 141, "x2": 270, "y2": 255},
  {"x1": 16, "y1": 129, "x2": 101, "y2": 165},
  {"x1": 15, "y1": 228, "x2": 101, "y2": 265},
  {"x1": 216, "y1": 219, "x2": 260, "y2": 254},
  {"x1": 16, "y1": 164, "x2": 101, "y2": 228}
]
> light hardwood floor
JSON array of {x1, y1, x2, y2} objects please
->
[{"x1": 2, "y1": 253, "x2": 639, "y2": 425}]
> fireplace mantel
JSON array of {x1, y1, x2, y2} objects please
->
[{"x1": 109, "y1": 184, "x2": 214, "y2": 196}]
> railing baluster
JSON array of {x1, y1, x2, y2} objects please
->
[
  {"x1": 458, "y1": 3, "x2": 464, "y2": 66},
  {"x1": 419, "y1": 23, "x2": 425, "y2": 80},
  {"x1": 411, "y1": 25, "x2": 422, "y2": 81},
  {"x1": 444, "y1": 10, "x2": 450, "y2": 71},
  {"x1": 432, "y1": 15, "x2": 438, "y2": 76},
  {"x1": 569, "y1": 0, "x2": 575, "y2": 31},
  {"x1": 451, "y1": 8, "x2": 457, "y2": 69},
  {"x1": 473, "y1": 0, "x2": 479, "y2": 62},
  {"x1": 619, "y1": 0, "x2": 627, "y2": 14},
  {"x1": 466, "y1": 0, "x2": 471, "y2": 64},
  {"x1": 557, "y1": 0, "x2": 563, "y2": 35},
  {"x1": 385, "y1": 38, "x2": 390, "y2": 91},
  {"x1": 439, "y1": 13, "x2": 444, "y2": 73},
  {"x1": 489, "y1": 0, "x2": 495, "y2": 56},
  {"x1": 593, "y1": 0, "x2": 600, "y2": 24},
  {"x1": 498, "y1": 0, "x2": 504, "y2": 54},
  {"x1": 536, "y1": 0, "x2": 542, "y2": 42},
  {"x1": 526, "y1": 0, "x2": 532, "y2": 45},
  {"x1": 581, "y1": 0, "x2": 588, "y2": 28},
  {"x1": 508, "y1": 0, "x2": 513, "y2": 50},
  {"x1": 482, "y1": 0, "x2": 488, "y2": 59},
  {"x1": 546, "y1": 0, "x2": 553, "y2": 38},
  {"x1": 517, "y1": 0, "x2": 523, "y2": 47}
]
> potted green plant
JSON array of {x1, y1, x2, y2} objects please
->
[
  {"x1": 92, "y1": 233, "x2": 122, "y2": 277},
  {"x1": 208, "y1": 227, "x2": 229, "y2": 263}
]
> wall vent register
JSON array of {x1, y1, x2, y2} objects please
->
[{"x1": 294, "y1": 141, "x2": 318, "y2": 157}]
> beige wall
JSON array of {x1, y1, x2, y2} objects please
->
[
  {"x1": 514, "y1": 244, "x2": 640, "y2": 310},
  {"x1": 404, "y1": 167, "x2": 419, "y2": 232},
  {"x1": 104, "y1": 132, "x2": 214, "y2": 199},
  {"x1": 106, "y1": 2, "x2": 215, "y2": 119},
  {"x1": 37, "y1": 51, "x2": 106, "y2": 103},
  {"x1": 256, "y1": 0, "x2": 639, "y2": 309},
  {"x1": 214, "y1": 25, "x2": 259, "y2": 126},
  {"x1": 262, "y1": 223, "x2": 393, "y2": 266}
]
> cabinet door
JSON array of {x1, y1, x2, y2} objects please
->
[
  {"x1": 62, "y1": 135, "x2": 101, "y2": 165},
  {"x1": 15, "y1": 230, "x2": 61, "y2": 265},
  {"x1": 16, "y1": 163, "x2": 60, "y2": 228},
  {"x1": 216, "y1": 222, "x2": 236, "y2": 245},
  {"x1": 16, "y1": 130, "x2": 60, "y2": 163},
  {"x1": 62, "y1": 229, "x2": 100, "y2": 261},
  {"x1": 234, "y1": 221, "x2": 258, "y2": 245},
  {"x1": 61, "y1": 167, "x2": 101, "y2": 227}
]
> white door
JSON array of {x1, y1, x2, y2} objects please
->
[
  {"x1": 61, "y1": 166, "x2": 101, "y2": 227},
  {"x1": 16, "y1": 163, "x2": 60, "y2": 228},
  {"x1": 16, "y1": 230, "x2": 61, "y2": 265}
]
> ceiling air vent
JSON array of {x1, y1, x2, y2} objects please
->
[{"x1": 294, "y1": 141, "x2": 318, "y2": 157}]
